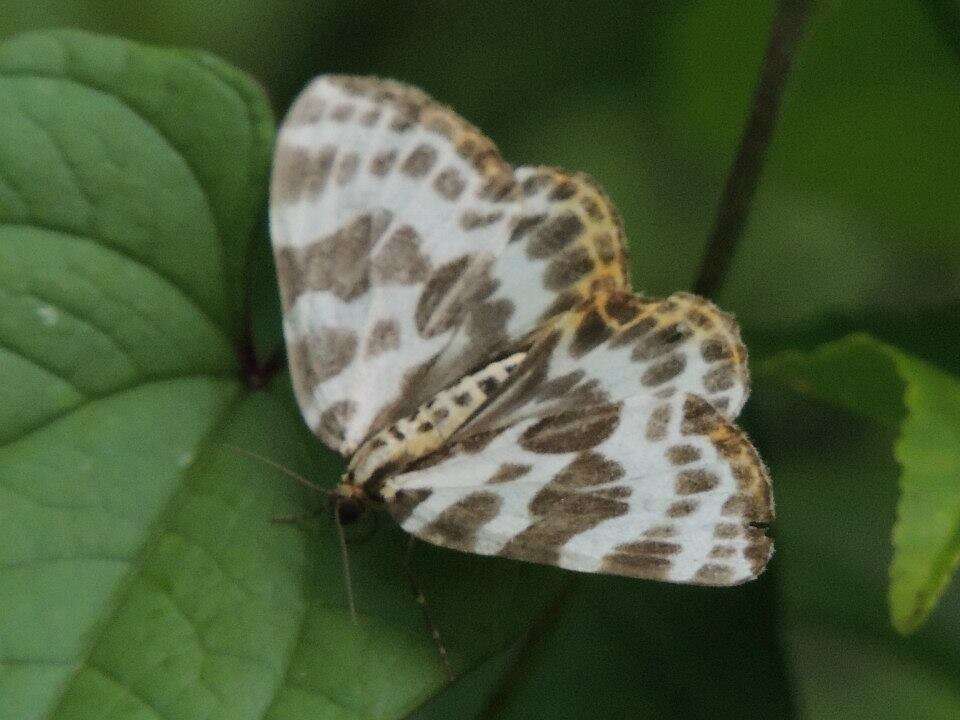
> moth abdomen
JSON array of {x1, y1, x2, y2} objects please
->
[{"x1": 347, "y1": 350, "x2": 528, "y2": 489}]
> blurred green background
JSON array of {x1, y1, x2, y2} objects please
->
[{"x1": 4, "y1": 1, "x2": 958, "y2": 717}]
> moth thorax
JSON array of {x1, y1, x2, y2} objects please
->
[{"x1": 346, "y1": 350, "x2": 528, "y2": 489}]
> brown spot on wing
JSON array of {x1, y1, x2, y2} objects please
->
[
  {"x1": 433, "y1": 167, "x2": 466, "y2": 200},
  {"x1": 666, "y1": 499, "x2": 698, "y2": 517},
  {"x1": 681, "y1": 395, "x2": 722, "y2": 436},
  {"x1": 521, "y1": 171, "x2": 552, "y2": 197},
  {"x1": 389, "y1": 488, "x2": 433, "y2": 525},
  {"x1": 594, "y1": 232, "x2": 618, "y2": 264},
  {"x1": 360, "y1": 107, "x2": 381, "y2": 126},
  {"x1": 675, "y1": 468, "x2": 721, "y2": 495},
  {"x1": 704, "y1": 362, "x2": 737, "y2": 392},
  {"x1": 499, "y1": 484, "x2": 628, "y2": 566},
  {"x1": 548, "y1": 178, "x2": 578, "y2": 200},
  {"x1": 722, "y1": 494, "x2": 760, "y2": 518},
  {"x1": 633, "y1": 322, "x2": 693, "y2": 361},
  {"x1": 460, "y1": 210, "x2": 504, "y2": 230},
  {"x1": 603, "y1": 292, "x2": 640, "y2": 325},
  {"x1": 710, "y1": 545, "x2": 737, "y2": 559},
  {"x1": 421, "y1": 491, "x2": 502, "y2": 552},
  {"x1": 370, "y1": 149, "x2": 398, "y2": 176},
  {"x1": 509, "y1": 214, "x2": 547, "y2": 243},
  {"x1": 371, "y1": 225, "x2": 431, "y2": 285},
  {"x1": 316, "y1": 400, "x2": 356, "y2": 451},
  {"x1": 330, "y1": 103, "x2": 355, "y2": 121},
  {"x1": 609, "y1": 315, "x2": 657, "y2": 349},
  {"x1": 701, "y1": 337, "x2": 732, "y2": 362},
  {"x1": 645, "y1": 403, "x2": 672, "y2": 441},
  {"x1": 276, "y1": 210, "x2": 392, "y2": 307},
  {"x1": 415, "y1": 256, "x2": 471, "y2": 337},
  {"x1": 693, "y1": 563, "x2": 735, "y2": 585},
  {"x1": 487, "y1": 463, "x2": 532, "y2": 484},
  {"x1": 666, "y1": 444, "x2": 701, "y2": 465},
  {"x1": 641, "y1": 352, "x2": 686, "y2": 387},
  {"x1": 580, "y1": 195, "x2": 605, "y2": 221},
  {"x1": 554, "y1": 452, "x2": 624, "y2": 487},
  {"x1": 290, "y1": 327, "x2": 357, "y2": 393},
  {"x1": 544, "y1": 245, "x2": 594, "y2": 291},
  {"x1": 535, "y1": 370, "x2": 586, "y2": 400},
  {"x1": 569, "y1": 308, "x2": 613, "y2": 358},
  {"x1": 273, "y1": 144, "x2": 336, "y2": 201},
  {"x1": 520, "y1": 403, "x2": 621, "y2": 454},
  {"x1": 714, "y1": 522, "x2": 740, "y2": 539},
  {"x1": 365, "y1": 319, "x2": 401, "y2": 358},
  {"x1": 599, "y1": 540, "x2": 677, "y2": 580},
  {"x1": 457, "y1": 426, "x2": 508, "y2": 453},
  {"x1": 527, "y1": 212, "x2": 584, "y2": 258},
  {"x1": 401, "y1": 144, "x2": 438, "y2": 177}
]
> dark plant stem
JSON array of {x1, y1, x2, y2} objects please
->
[
  {"x1": 920, "y1": 0, "x2": 960, "y2": 69},
  {"x1": 237, "y1": 240, "x2": 285, "y2": 390},
  {"x1": 476, "y1": 581, "x2": 576, "y2": 720},
  {"x1": 693, "y1": 0, "x2": 813, "y2": 298},
  {"x1": 238, "y1": 321, "x2": 285, "y2": 390}
]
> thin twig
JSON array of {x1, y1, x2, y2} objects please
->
[
  {"x1": 693, "y1": 0, "x2": 813, "y2": 298},
  {"x1": 476, "y1": 580, "x2": 576, "y2": 720}
]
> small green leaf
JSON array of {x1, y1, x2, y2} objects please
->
[{"x1": 763, "y1": 333, "x2": 960, "y2": 633}]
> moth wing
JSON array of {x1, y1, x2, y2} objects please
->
[
  {"x1": 270, "y1": 75, "x2": 629, "y2": 454},
  {"x1": 382, "y1": 291, "x2": 772, "y2": 585},
  {"x1": 384, "y1": 392, "x2": 772, "y2": 585},
  {"x1": 473, "y1": 289, "x2": 752, "y2": 435}
]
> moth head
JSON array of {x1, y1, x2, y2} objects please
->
[{"x1": 328, "y1": 479, "x2": 366, "y2": 526}]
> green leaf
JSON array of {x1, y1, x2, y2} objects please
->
[
  {"x1": 762, "y1": 333, "x2": 960, "y2": 633},
  {"x1": 745, "y1": 385, "x2": 960, "y2": 718},
  {"x1": 0, "y1": 27, "x2": 271, "y2": 718}
]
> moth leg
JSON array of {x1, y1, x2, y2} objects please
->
[{"x1": 403, "y1": 536, "x2": 454, "y2": 681}]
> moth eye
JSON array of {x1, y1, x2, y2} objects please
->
[{"x1": 336, "y1": 499, "x2": 363, "y2": 525}]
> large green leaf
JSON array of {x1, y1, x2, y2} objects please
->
[
  {"x1": 0, "y1": 29, "x2": 793, "y2": 720},
  {"x1": 763, "y1": 334, "x2": 960, "y2": 633}
]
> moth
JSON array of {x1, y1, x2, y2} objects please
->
[{"x1": 270, "y1": 75, "x2": 773, "y2": 586}]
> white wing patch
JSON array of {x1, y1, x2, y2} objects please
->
[{"x1": 270, "y1": 74, "x2": 774, "y2": 587}]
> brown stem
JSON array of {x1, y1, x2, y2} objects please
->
[
  {"x1": 475, "y1": 581, "x2": 576, "y2": 719},
  {"x1": 693, "y1": 0, "x2": 813, "y2": 298}
]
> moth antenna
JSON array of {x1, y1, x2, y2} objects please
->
[
  {"x1": 334, "y1": 501, "x2": 359, "y2": 625},
  {"x1": 224, "y1": 444, "x2": 325, "y2": 494},
  {"x1": 403, "y1": 536, "x2": 454, "y2": 681}
]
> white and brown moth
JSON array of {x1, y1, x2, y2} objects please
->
[{"x1": 270, "y1": 75, "x2": 774, "y2": 586}]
